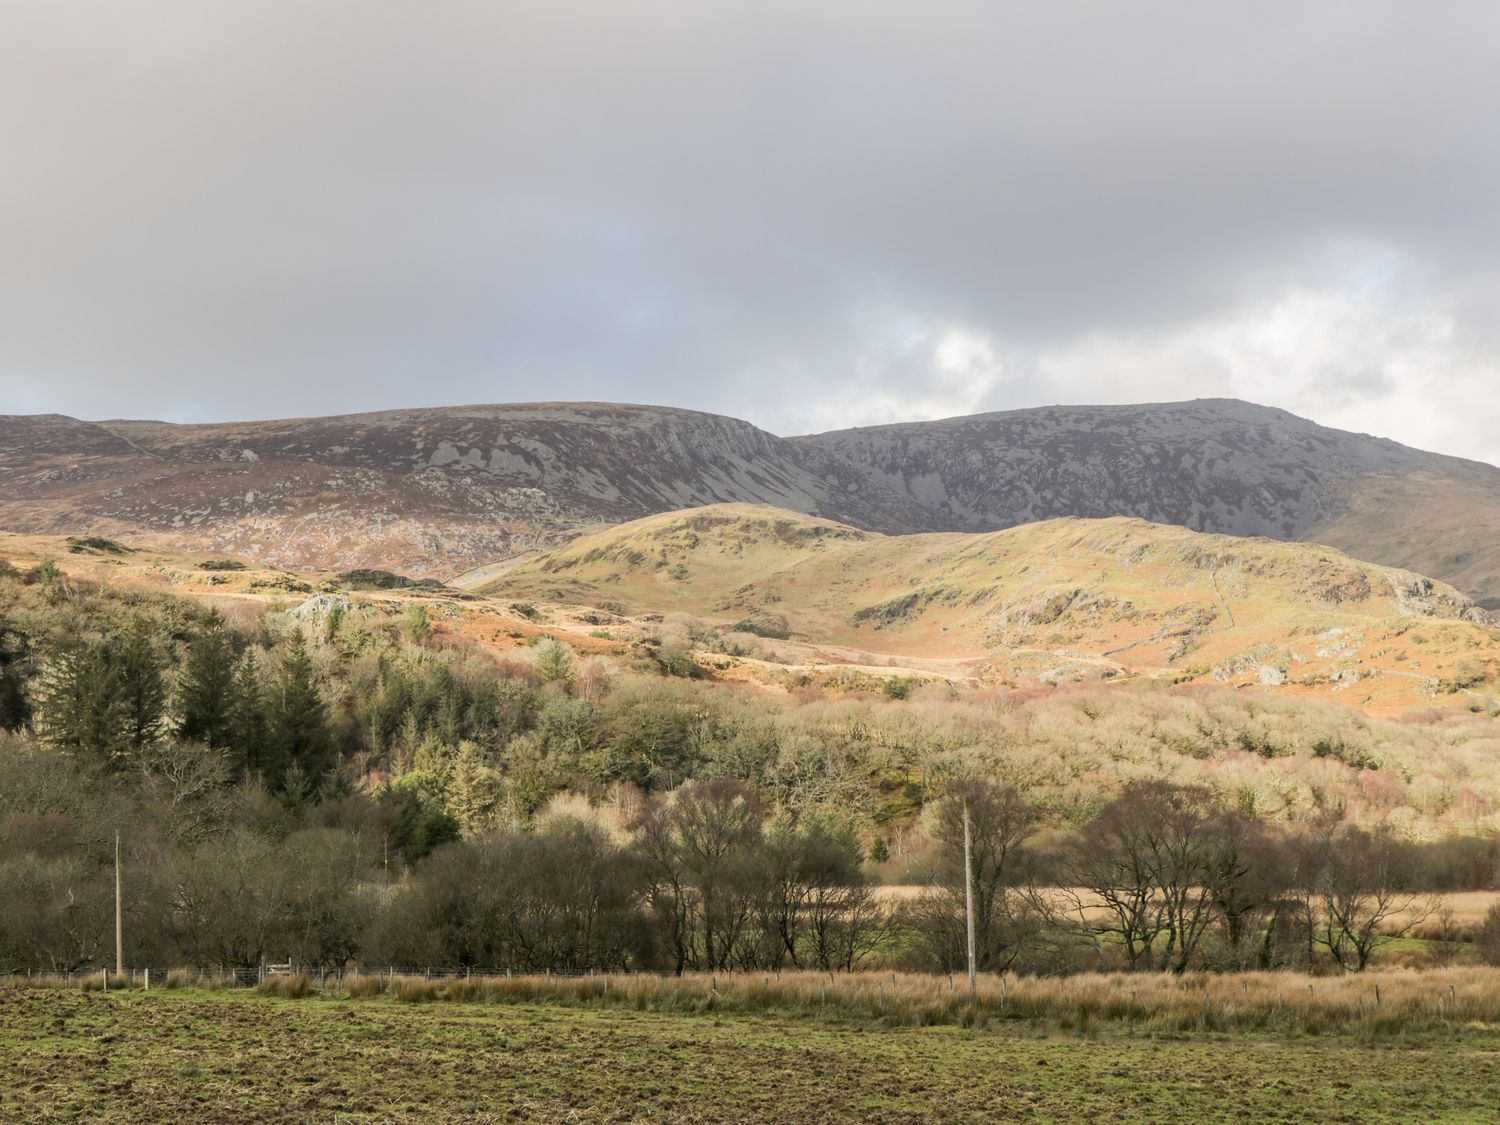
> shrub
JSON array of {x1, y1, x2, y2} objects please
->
[{"x1": 66, "y1": 536, "x2": 131, "y2": 555}]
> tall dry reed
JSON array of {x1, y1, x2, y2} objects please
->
[
  {"x1": 334, "y1": 967, "x2": 1500, "y2": 1034},
  {"x1": 10, "y1": 966, "x2": 1500, "y2": 1035}
]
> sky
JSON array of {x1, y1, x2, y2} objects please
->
[{"x1": 2, "y1": 2, "x2": 1498, "y2": 464}]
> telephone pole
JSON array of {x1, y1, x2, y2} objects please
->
[
  {"x1": 114, "y1": 831, "x2": 124, "y2": 976},
  {"x1": 962, "y1": 799, "x2": 976, "y2": 995}
]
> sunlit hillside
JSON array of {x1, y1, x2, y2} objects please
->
[{"x1": 481, "y1": 504, "x2": 1499, "y2": 714}]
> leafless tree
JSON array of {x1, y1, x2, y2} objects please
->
[
  {"x1": 911, "y1": 779, "x2": 1039, "y2": 972},
  {"x1": 635, "y1": 779, "x2": 765, "y2": 972},
  {"x1": 137, "y1": 741, "x2": 234, "y2": 843},
  {"x1": 1058, "y1": 781, "x2": 1222, "y2": 973},
  {"x1": 1305, "y1": 821, "x2": 1434, "y2": 972},
  {"x1": 758, "y1": 821, "x2": 888, "y2": 971}
]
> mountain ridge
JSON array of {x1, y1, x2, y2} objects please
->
[
  {"x1": 2, "y1": 397, "x2": 1497, "y2": 605},
  {"x1": 793, "y1": 398, "x2": 1500, "y2": 605}
]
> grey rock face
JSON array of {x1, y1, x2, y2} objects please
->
[
  {"x1": 2, "y1": 397, "x2": 1497, "y2": 603},
  {"x1": 794, "y1": 399, "x2": 1451, "y2": 536},
  {"x1": 794, "y1": 398, "x2": 1500, "y2": 604},
  {"x1": 0, "y1": 403, "x2": 930, "y2": 576}
]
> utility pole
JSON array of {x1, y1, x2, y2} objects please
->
[
  {"x1": 114, "y1": 831, "x2": 124, "y2": 976},
  {"x1": 962, "y1": 798, "x2": 976, "y2": 995}
]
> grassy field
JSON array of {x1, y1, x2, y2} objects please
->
[{"x1": 5, "y1": 985, "x2": 1500, "y2": 1123}]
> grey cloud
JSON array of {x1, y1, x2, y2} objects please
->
[{"x1": 1, "y1": 1, "x2": 1498, "y2": 460}]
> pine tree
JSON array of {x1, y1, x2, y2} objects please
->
[
  {"x1": 265, "y1": 632, "x2": 333, "y2": 792},
  {"x1": 35, "y1": 630, "x2": 163, "y2": 764},
  {"x1": 444, "y1": 740, "x2": 501, "y2": 835},
  {"x1": 280, "y1": 760, "x2": 314, "y2": 807},
  {"x1": 35, "y1": 642, "x2": 114, "y2": 755},
  {"x1": 177, "y1": 612, "x2": 238, "y2": 748},
  {"x1": 115, "y1": 625, "x2": 167, "y2": 756},
  {"x1": 227, "y1": 652, "x2": 270, "y2": 780},
  {"x1": 403, "y1": 603, "x2": 431, "y2": 643},
  {"x1": 536, "y1": 638, "x2": 573, "y2": 684}
]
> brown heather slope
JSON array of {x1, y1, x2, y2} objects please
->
[
  {"x1": 0, "y1": 405, "x2": 930, "y2": 578},
  {"x1": 4, "y1": 398, "x2": 1498, "y2": 606},
  {"x1": 481, "y1": 504, "x2": 1500, "y2": 714},
  {"x1": 795, "y1": 398, "x2": 1500, "y2": 609}
]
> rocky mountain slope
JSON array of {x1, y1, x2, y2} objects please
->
[
  {"x1": 794, "y1": 399, "x2": 1500, "y2": 608},
  {"x1": 482, "y1": 504, "x2": 1499, "y2": 714},
  {"x1": 0, "y1": 405, "x2": 927, "y2": 578},
  {"x1": 2, "y1": 398, "x2": 1497, "y2": 604}
]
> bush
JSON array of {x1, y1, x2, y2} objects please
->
[{"x1": 66, "y1": 537, "x2": 131, "y2": 555}]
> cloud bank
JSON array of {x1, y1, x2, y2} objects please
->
[{"x1": 1, "y1": 2, "x2": 1497, "y2": 462}]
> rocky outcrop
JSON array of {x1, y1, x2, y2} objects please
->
[{"x1": 794, "y1": 398, "x2": 1500, "y2": 605}]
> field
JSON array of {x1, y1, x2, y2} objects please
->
[{"x1": 6, "y1": 981, "x2": 1500, "y2": 1123}]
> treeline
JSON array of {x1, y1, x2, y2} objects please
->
[{"x1": 4, "y1": 737, "x2": 1499, "y2": 977}]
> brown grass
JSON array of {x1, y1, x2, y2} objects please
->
[
  {"x1": 875, "y1": 886, "x2": 1500, "y2": 941},
  {"x1": 344, "y1": 973, "x2": 381, "y2": 998},
  {"x1": 314, "y1": 968, "x2": 1500, "y2": 1034},
  {"x1": 254, "y1": 973, "x2": 310, "y2": 999},
  {"x1": 9, "y1": 966, "x2": 1500, "y2": 1034}
]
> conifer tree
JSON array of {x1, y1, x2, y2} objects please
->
[
  {"x1": 35, "y1": 635, "x2": 163, "y2": 764},
  {"x1": 178, "y1": 611, "x2": 238, "y2": 748},
  {"x1": 227, "y1": 652, "x2": 269, "y2": 779},
  {"x1": 265, "y1": 632, "x2": 334, "y2": 792},
  {"x1": 35, "y1": 642, "x2": 115, "y2": 755},
  {"x1": 116, "y1": 624, "x2": 167, "y2": 756},
  {"x1": 445, "y1": 740, "x2": 501, "y2": 835}
]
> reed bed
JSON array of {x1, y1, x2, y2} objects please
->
[
  {"x1": 333, "y1": 967, "x2": 1500, "y2": 1035},
  {"x1": 9, "y1": 966, "x2": 1500, "y2": 1035}
]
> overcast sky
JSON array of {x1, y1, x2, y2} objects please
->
[{"x1": 2, "y1": 2, "x2": 1498, "y2": 463}]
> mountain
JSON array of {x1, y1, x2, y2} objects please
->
[
  {"x1": 2, "y1": 398, "x2": 1497, "y2": 605},
  {"x1": 0, "y1": 405, "x2": 928, "y2": 578},
  {"x1": 480, "y1": 503, "x2": 1498, "y2": 714},
  {"x1": 794, "y1": 399, "x2": 1500, "y2": 608}
]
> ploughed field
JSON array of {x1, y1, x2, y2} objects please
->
[{"x1": 5, "y1": 986, "x2": 1500, "y2": 1123}]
